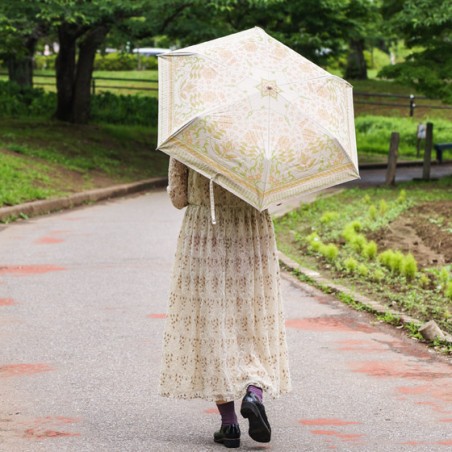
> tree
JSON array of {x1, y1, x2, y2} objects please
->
[
  {"x1": 0, "y1": 2, "x2": 47, "y2": 88},
  {"x1": 379, "y1": 0, "x2": 452, "y2": 102}
]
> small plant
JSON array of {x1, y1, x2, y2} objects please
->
[
  {"x1": 357, "y1": 263, "x2": 369, "y2": 277},
  {"x1": 418, "y1": 273, "x2": 430, "y2": 288},
  {"x1": 319, "y1": 243, "x2": 339, "y2": 262},
  {"x1": 344, "y1": 257, "x2": 359, "y2": 274},
  {"x1": 372, "y1": 269, "x2": 385, "y2": 281},
  {"x1": 306, "y1": 232, "x2": 322, "y2": 251},
  {"x1": 446, "y1": 281, "x2": 452, "y2": 300},
  {"x1": 320, "y1": 211, "x2": 339, "y2": 224},
  {"x1": 439, "y1": 267, "x2": 450, "y2": 287},
  {"x1": 397, "y1": 189, "x2": 407, "y2": 203},
  {"x1": 362, "y1": 241, "x2": 378, "y2": 260},
  {"x1": 389, "y1": 251, "x2": 404, "y2": 274},
  {"x1": 378, "y1": 249, "x2": 395, "y2": 268},
  {"x1": 363, "y1": 194, "x2": 371, "y2": 204},
  {"x1": 379, "y1": 199, "x2": 388, "y2": 216},
  {"x1": 350, "y1": 234, "x2": 367, "y2": 252},
  {"x1": 368, "y1": 204, "x2": 377, "y2": 221},
  {"x1": 401, "y1": 253, "x2": 418, "y2": 280}
]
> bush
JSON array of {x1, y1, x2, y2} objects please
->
[
  {"x1": 0, "y1": 81, "x2": 158, "y2": 126},
  {"x1": 94, "y1": 53, "x2": 158, "y2": 71}
]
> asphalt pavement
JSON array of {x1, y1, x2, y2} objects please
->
[{"x1": 0, "y1": 167, "x2": 451, "y2": 451}]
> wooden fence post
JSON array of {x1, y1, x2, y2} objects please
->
[
  {"x1": 385, "y1": 132, "x2": 399, "y2": 185},
  {"x1": 422, "y1": 122, "x2": 434, "y2": 180}
]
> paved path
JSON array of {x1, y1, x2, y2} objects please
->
[{"x1": 0, "y1": 189, "x2": 451, "y2": 451}]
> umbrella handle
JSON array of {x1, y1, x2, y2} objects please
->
[{"x1": 209, "y1": 175, "x2": 217, "y2": 225}]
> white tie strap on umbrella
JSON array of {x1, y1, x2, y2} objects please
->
[{"x1": 157, "y1": 27, "x2": 359, "y2": 212}]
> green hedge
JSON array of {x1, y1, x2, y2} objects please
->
[
  {"x1": 0, "y1": 81, "x2": 157, "y2": 126},
  {"x1": 33, "y1": 53, "x2": 158, "y2": 71}
]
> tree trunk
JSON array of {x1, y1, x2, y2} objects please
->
[
  {"x1": 345, "y1": 38, "x2": 368, "y2": 80},
  {"x1": 7, "y1": 37, "x2": 37, "y2": 88},
  {"x1": 72, "y1": 25, "x2": 108, "y2": 124},
  {"x1": 55, "y1": 24, "x2": 78, "y2": 122}
]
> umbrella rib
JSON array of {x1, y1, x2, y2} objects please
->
[{"x1": 278, "y1": 74, "x2": 351, "y2": 88}]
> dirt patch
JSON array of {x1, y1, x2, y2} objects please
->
[{"x1": 369, "y1": 201, "x2": 452, "y2": 268}]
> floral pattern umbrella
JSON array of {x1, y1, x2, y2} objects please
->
[{"x1": 157, "y1": 27, "x2": 359, "y2": 211}]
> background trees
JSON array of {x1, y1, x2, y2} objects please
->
[
  {"x1": 0, "y1": 0, "x2": 450, "y2": 124},
  {"x1": 379, "y1": 0, "x2": 452, "y2": 102}
]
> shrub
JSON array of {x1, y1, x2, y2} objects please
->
[
  {"x1": 0, "y1": 80, "x2": 158, "y2": 126},
  {"x1": 401, "y1": 253, "x2": 418, "y2": 280},
  {"x1": 362, "y1": 241, "x2": 378, "y2": 260},
  {"x1": 344, "y1": 257, "x2": 359, "y2": 273}
]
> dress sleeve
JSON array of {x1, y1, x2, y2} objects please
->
[{"x1": 167, "y1": 157, "x2": 189, "y2": 209}]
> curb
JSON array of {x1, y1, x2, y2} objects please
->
[
  {"x1": 278, "y1": 251, "x2": 452, "y2": 345},
  {"x1": 0, "y1": 177, "x2": 168, "y2": 223}
]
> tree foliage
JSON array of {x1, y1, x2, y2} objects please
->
[{"x1": 379, "y1": 0, "x2": 452, "y2": 101}]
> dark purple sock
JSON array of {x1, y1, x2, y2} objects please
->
[
  {"x1": 248, "y1": 385, "x2": 263, "y2": 402},
  {"x1": 216, "y1": 401, "x2": 238, "y2": 426}
]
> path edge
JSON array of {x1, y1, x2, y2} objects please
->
[{"x1": 0, "y1": 177, "x2": 168, "y2": 223}]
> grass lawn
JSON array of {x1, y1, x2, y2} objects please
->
[
  {"x1": 274, "y1": 179, "x2": 452, "y2": 342},
  {"x1": 0, "y1": 118, "x2": 168, "y2": 207}
]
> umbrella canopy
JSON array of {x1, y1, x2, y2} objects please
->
[{"x1": 157, "y1": 27, "x2": 359, "y2": 211}]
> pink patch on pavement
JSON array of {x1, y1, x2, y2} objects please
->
[
  {"x1": 439, "y1": 418, "x2": 452, "y2": 423},
  {"x1": 310, "y1": 430, "x2": 364, "y2": 442},
  {"x1": 0, "y1": 364, "x2": 53, "y2": 377},
  {"x1": 300, "y1": 418, "x2": 360, "y2": 426},
  {"x1": 350, "y1": 361, "x2": 450, "y2": 380},
  {"x1": 35, "y1": 236, "x2": 64, "y2": 244},
  {"x1": 335, "y1": 339, "x2": 386, "y2": 353},
  {"x1": 147, "y1": 313, "x2": 167, "y2": 319},
  {"x1": 437, "y1": 440, "x2": 452, "y2": 445},
  {"x1": 204, "y1": 408, "x2": 219, "y2": 414},
  {"x1": 0, "y1": 298, "x2": 15, "y2": 306},
  {"x1": 21, "y1": 416, "x2": 80, "y2": 440},
  {"x1": 0, "y1": 265, "x2": 65, "y2": 276},
  {"x1": 286, "y1": 316, "x2": 374, "y2": 333}
]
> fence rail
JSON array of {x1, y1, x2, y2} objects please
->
[{"x1": 1, "y1": 72, "x2": 451, "y2": 116}]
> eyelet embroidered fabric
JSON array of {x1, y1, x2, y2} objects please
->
[{"x1": 159, "y1": 158, "x2": 292, "y2": 402}]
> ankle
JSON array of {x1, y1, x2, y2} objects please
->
[{"x1": 247, "y1": 385, "x2": 263, "y2": 402}]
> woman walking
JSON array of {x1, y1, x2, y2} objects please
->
[{"x1": 159, "y1": 158, "x2": 291, "y2": 448}]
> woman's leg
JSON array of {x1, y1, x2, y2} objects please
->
[
  {"x1": 241, "y1": 386, "x2": 271, "y2": 443},
  {"x1": 213, "y1": 401, "x2": 240, "y2": 448}
]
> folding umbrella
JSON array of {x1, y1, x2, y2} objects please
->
[{"x1": 157, "y1": 27, "x2": 359, "y2": 212}]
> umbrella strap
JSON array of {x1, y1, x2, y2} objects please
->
[{"x1": 209, "y1": 175, "x2": 217, "y2": 225}]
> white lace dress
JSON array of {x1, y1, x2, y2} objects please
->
[{"x1": 159, "y1": 158, "x2": 291, "y2": 402}]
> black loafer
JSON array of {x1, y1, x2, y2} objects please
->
[
  {"x1": 240, "y1": 391, "x2": 271, "y2": 443},
  {"x1": 213, "y1": 423, "x2": 241, "y2": 448}
]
